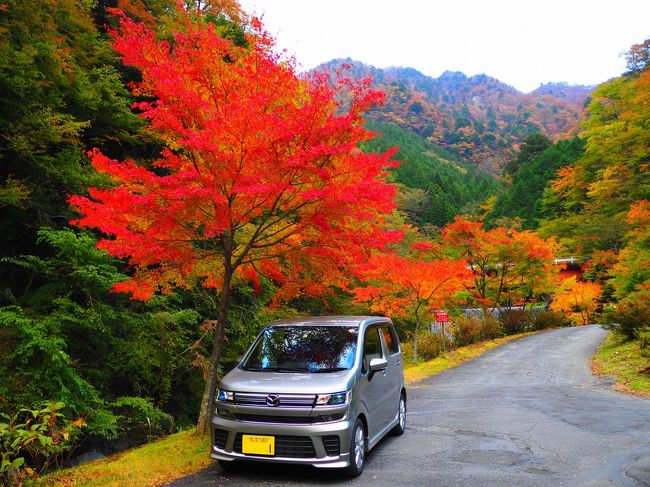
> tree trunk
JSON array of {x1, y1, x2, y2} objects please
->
[
  {"x1": 413, "y1": 319, "x2": 420, "y2": 364},
  {"x1": 196, "y1": 271, "x2": 232, "y2": 435}
]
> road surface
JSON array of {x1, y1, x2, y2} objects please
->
[{"x1": 168, "y1": 325, "x2": 650, "y2": 486}]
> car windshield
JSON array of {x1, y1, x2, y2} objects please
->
[{"x1": 241, "y1": 326, "x2": 358, "y2": 372}]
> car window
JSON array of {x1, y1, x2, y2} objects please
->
[
  {"x1": 241, "y1": 326, "x2": 358, "y2": 372},
  {"x1": 362, "y1": 325, "x2": 382, "y2": 372},
  {"x1": 380, "y1": 324, "x2": 399, "y2": 354}
]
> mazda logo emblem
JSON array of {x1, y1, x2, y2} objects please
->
[{"x1": 266, "y1": 394, "x2": 280, "y2": 407}]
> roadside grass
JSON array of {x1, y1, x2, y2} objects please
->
[
  {"x1": 404, "y1": 331, "x2": 537, "y2": 385},
  {"x1": 592, "y1": 332, "x2": 650, "y2": 398},
  {"x1": 41, "y1": 330, "x2": 538, "y2": 486},
  {"x1": 40, "y1": 429, "x2": 211, "y2": 487}
]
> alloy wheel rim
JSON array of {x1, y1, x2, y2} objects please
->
[
  {"x1": 399, "y1": 397, "x2": 406, "y2": 429},
  {"x1": 354, "y1": 425, "x2": 364, "y2": 468}
]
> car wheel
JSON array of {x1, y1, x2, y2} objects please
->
[
  {"x1": 391, "y1": 393, "x2": 406, "y2": 436},
  {"x1": 217, "y1": 459, "x2": 239, "y2": 473},
  {"x1": 344, "y1": 419, "x2": 366, "y2": 477}
]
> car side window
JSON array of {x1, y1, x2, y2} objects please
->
[
  {"x1": 362, "y1": 325, "x2": 382, "y2": 373},
  {"x1": 380, "y1": 324, "x2": 400, "y2": 354}
]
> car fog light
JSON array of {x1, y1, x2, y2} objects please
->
[
  {"x1": 216, "y1": 407, "x2": 235, "y2": 419},
  {"x1": 313, "y1": 413, "x2": 346, "y2": 423}
]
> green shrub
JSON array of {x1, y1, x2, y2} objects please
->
[
  {"x1": 110, "y1": 397, "x2": 174, "y2": 448},
  {"x1": 420, "y1": 331, "x2": 448, "y2": 361},
  {"x1": 603, "y1": 292, "x2": 650, "y2": 339},
  {"x1": 401, "y1": 341, "x2": 414, "y2": 363},
  {"x1": 640, "y1": 328, "x2": 650, "y2": 358},
  {"x1": 0, "y1": 401, "x2": 82, "y2": 485},
  {"x1": 530, "y1": 309, "x2": 573, "y2": 330}
]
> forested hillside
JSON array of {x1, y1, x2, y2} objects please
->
[
  {"x1": 317, "y1": 59, "x2": 592, "y2": 172},
  {"x1": 0, "y1": 0, "x2": 251, "y2": 473},
  {"x1": 487, "y1": 39, "x2": 649, "y2": 343},
  {"x1": 487, "y1": 135, "x2": 585, "y2": 229},
  {"x1": 538, "y1": 56, "x2": 649, "y2": 256},
  {"x1": 537, "y1": 47, "x2": 650, "y2": 311},
  {"x1": 364, "y1": 121, "x2": 499, "y2": 227}
]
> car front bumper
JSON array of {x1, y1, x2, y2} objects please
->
[{"x1": 210, "y1": 412, "x2": 354, "y2": 468}]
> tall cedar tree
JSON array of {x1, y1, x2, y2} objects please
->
[{"x1": 69, "y1": 12, "x2": 401, "y2": 433}]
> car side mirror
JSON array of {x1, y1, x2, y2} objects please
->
[{"x1": 369, "y1": 357, "x2": 388, "y2": 372}]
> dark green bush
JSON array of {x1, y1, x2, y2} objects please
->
[{"x1": 110, "y1": 397, "x2": 174, "y2": 449}]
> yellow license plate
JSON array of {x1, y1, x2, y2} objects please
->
[{"x1": 242, "y1": 435, "x2": 275, "y2": 455}]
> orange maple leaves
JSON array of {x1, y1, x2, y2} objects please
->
[
  {"x1": 442, "y1": 216, "x2": 560, "y2": 307},
  {"x1": 352, "y1": 253, "x2": 470, "y2": 319}
]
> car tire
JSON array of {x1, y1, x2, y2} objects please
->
[
  {"x1": 344, "y1": 419, "x2": 366, "y2": 477},
  {"x1": 391, "y1": 393, "x2": 406, "y2": 436},
  {"x1": 217, "y1": 459, "x2": 239, "y2": 473}
]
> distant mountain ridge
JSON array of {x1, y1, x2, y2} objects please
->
[
  {"x1": 316, "y1": 59, "x2": 593, "y2": 173},
  {"x1": 531, "y1": 82, "x2": 594, "y2": 104}
]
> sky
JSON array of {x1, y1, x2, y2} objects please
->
[{"x1": 237, "y1": 0, "x2": 650, "y2": 93}]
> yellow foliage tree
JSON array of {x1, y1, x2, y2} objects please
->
[{"x1": 551, "y1": 277, "x2": 602, "y2": 325}]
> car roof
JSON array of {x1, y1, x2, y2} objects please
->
[{"x1": 267, "y1": 315, "x2": 390, "y2": 328}]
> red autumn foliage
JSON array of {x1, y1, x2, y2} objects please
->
[
  {"x1": 352, "y1": 251, "x2": 471, "y2": 363},
  {"x1": 69, "y1": 10, "x2": 400, "y2": 432}
]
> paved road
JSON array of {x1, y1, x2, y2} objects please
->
[{"x1": 169, "y1": 326, "x2": 650, "y2": 486}]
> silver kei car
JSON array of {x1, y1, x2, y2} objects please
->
[{"x1": 211, "y1": 316, "x2": 406, "y2": 477}]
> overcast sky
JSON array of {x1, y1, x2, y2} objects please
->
[{"x1": 237, "y1": 0, "x2": 650, "y2": 93}]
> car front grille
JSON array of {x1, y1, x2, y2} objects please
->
[
  {"x1": 214, "y1": 428, "x2": 228, "y2": 449},
  {"x1": 231, "y1": 412, "x2": 346, "y2": 424},
  {"x1": 233, "y1": 413, "x2": 312, "y2": 424},
  {"x1": 322, "y1": 435, "x2": 340, "y2": 456},
  {"x1": 234, "y1": 392, "x2": 316, "y2": 407},
  {"x1": 234, "y1": 434, "x2": 316, "y2": 458}
]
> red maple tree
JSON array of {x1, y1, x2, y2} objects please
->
[
  {"x1": 442, "y1": 216, "x2": 559, "y2": 309},
  {"x1": 70, "y1": 11, "x2": 400, "y2": 432},
  {"x1": 352, "y1": 243, "x2": 471, "y2": 363}
]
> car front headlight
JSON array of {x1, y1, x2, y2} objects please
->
[
  {"x1": 216, "y1": 388, "x2": 235, "y2": 402},
  {"x1": 315, "y1": 391, "x2": 350, "y2": 406}
]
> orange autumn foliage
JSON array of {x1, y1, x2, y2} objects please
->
[
  {"x1": 551, "y1": 277, "x2": 602, "y2": 325},
  {"x1": 442, "y1": 216, "x2": 559, "y2": 307},
  {"x1": 353, "y1": 254, "x2": 471, "y2": 320},
  {"x1": 352, "y1": 251, "x2": 470, "y2": 363}
]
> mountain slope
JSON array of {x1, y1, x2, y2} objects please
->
[
  {"x1": 318, "y1": 59, "x2": 592, "y2": 173},
  {"x1": 487, "y1": 137, "x2": 585, "y2": 229},
  {"x1": 364, "y1": 120, "x2": 499, "y2": 227}
]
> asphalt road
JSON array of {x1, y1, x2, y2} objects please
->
[{"x1": 168, "y1": 325, "x2": 650, "y2": 487}]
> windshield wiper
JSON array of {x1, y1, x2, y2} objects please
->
[
  {"x1": 244, "y1": 366, "x2": 309, "y2": 373},
  {"x1": 311, "y1": 367, "x2": 348, "y2": 373}
]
